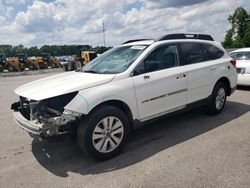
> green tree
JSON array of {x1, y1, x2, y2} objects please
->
[
  {"x1": 243, "y1": 23, "x2": 250, "y2": 47},
  {"x1": 13, "y1": 44, "x2": 25, "y2": 55},
  {"x1": 232, "y1": 36, "x2": 244, "y2": 48},
  {"x1": 94, "y1": 46, "x2": 112, "y2": 54},
  {"x1": 224, "y1": 7, "x2": 250, "y2": 48},
  {"x1": 228, "y1": 7, "x2": 249, "y2": 39},
  {"x1": 223, "y1": 29, "x2": 234, "y2": 48},
  {"x1": 27, "y1": 46, "x2": 41, "y2": 56}
]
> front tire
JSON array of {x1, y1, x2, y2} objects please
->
[
  {"x1": 207, "y1": 82, "x2": 227, "y2": 115},
  {"x1": 77, "y1": 106, "x2": 130, "y2": 161},
  {"x1": 28, "y1": 64, "x2": 36, "y2": 71},
  {"x1": 7, "y1": 64, "x2": 15, "y2": 72}
]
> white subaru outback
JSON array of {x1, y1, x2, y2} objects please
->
[{"x1": 11, "y1": 34, "x2": 237, "y2": 160}]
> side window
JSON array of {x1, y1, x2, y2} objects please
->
[
  {"x1": 134, "y1": 44, "x2": 179, "y2": 75},
  {"x1": 180, "y1": 43, "x2": 206, "y2": 65},
  {"x1": 203, "y1": 43, "x2": 224, "y2": 60}
]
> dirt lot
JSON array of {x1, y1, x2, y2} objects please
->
[{"x1": 0, "y1": 73, "x2": 249, "y2": 188}]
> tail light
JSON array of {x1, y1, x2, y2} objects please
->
[{"x1": 230, "y1": 59, "x2": 236, "y2": 68}]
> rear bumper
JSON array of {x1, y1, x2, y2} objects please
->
[
  {"x1": 238, "y1": 74, "x2": 250, "y2": 86},
  {"x1": 13, "y1": 111, "x2": 42, "y2": 136}
]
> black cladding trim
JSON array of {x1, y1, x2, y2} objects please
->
[{"x1": 141, "y1": 88, "x2": 187, "y2": 104}]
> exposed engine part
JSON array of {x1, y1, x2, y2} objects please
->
[{"x1": 11, "y1": 92, "x2": 81, "y2": 137}]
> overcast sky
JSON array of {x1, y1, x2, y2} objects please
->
[{"x1": 0, "y1": 0, "x2": 249, "y2": 47}]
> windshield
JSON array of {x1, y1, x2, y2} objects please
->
[
  {"x1": 230, "y1": 52, "x2": 250, "y2": 60},
  {"x1": 82, "y1": 45, "x2": 147, "y2": 74}
]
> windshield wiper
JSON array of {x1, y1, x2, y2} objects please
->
[{"x1": 83, "y1": 70, "x2": 99, "y2": 74}]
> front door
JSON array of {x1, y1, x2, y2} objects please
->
[{"x1": 132, "y1": 44, "x2": 188, "y2": 121}]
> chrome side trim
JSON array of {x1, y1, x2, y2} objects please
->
[
  {"x1": 168, "y1": 88, "x2": 187, "y2": 96},
  {"x1": 141, "y1": 88, "x2": 187, "y2": 104}
]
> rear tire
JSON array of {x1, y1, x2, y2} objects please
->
[
  {"x1": 77, "y1": 106, "x2": 130, "y2": 161},
  {"x1": 76, "y1": 61, "x2": 82, "y2": 71},
  {"x1": 207, "y1": 82, "x2": 227, "y2": 115}
]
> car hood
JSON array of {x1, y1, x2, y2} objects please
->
[{"x1": 15, "y1": 71, "x2": 115, "y2": 100}]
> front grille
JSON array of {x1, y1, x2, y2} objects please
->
[{"x1": 20, "y1": 97, "x2": 30, "y2": 120}]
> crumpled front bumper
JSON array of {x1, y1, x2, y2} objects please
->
[
  {"x1": 13, "y1": 111, "x2": 42, "y2": 136},
  {"x1": 13, "y1": 109, "x2": 80, "y2": 137}
]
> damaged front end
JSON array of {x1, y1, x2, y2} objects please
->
[{"x1": 11, "y1": 92, "x2": 82, "y2": 137}]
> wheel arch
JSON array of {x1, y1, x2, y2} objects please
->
[
  {"x1": 88, "y1": 100, "x2": 134, "y2": 128},
  {"x1": 214, "y1": 77, "x2": 231, "y2": 96}
]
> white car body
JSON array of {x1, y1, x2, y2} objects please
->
[
  {"x1": 12, "y1": 35, "x2": 237, "y2": 137},
  {"x1": 229, "y1": 48, "x2": 250, "y2": 86}
]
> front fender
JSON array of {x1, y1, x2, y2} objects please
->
[{"x1": 64, "y1": 78, "x2": 139, "y2": 120}]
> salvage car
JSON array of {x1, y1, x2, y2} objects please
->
[
  {"x1": 11, "y1": 33, "x2": 237, "y2": 160},
  {"x1": 229, "y1": 48, "x2": 250, "y2": 86}
]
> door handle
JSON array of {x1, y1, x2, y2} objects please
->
[
  {"x1": 144, "y1": 75, "x2": 150, "y2": 79},
  {"x1": 176, "y1": 74, "x2": 186, "y2": 79},
  {"x1": 211, "y1": 66, "x2": 217, "y2": 70}
]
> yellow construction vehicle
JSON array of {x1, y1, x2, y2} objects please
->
[
  {"x1": 62, "y1": 51, "x2": 97, "y2": 71},
  {"x1": 42, "y1": 53, "x2": 62, "y2": 68},
  {"x1": 74, "y1": 48, "x2": 97, "y2": 71},
  {"x1": 26, "y1": 56, "x2": 48, "y2": 70},
  {"x1": 5, "y1": 56, "x2": 25, "y2": 72}
]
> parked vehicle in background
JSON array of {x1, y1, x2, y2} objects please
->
[
  {"x1": 58, "y1": 56, "x2": 75, "y2": 71},
  {"x1": 0, "y1": 54, "x2": 6, "y2": 71},
  {"x1": 229, "y1": 48, "x2": 250, "y2": 86},
  {"x1": 11, "y1": 33, "x2": 237, "y2": 160}
]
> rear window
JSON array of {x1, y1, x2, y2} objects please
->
[
  {"x1": 203, "y1": 44, "x2": 224, "y2": 60},
  {"x1": 180, "y1": 43, "x2": 206, "y2": 65},
  {"x1": 230, "y1": 52, "x2": 250, "y2": 60}
]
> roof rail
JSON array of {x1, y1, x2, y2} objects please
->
[
  {"x1": 122, "y1": 39, "x2": 152, "y2": 44},
  {"x1": 158, "y1": 33, "x2": 214, "y2": 41}
]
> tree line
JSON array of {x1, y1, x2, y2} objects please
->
[
  {"x1": 223, "y1": 7, "x2": 250, "y2": 48},
  {"x1": 0, "y1": 44, "x2": 112, "y2": 57}
]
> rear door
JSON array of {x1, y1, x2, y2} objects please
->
[{"x1": 179, "y1": 42, "x2": 214, "y2": 104}]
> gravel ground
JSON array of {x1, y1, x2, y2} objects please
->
[
  {"x1": 0, "y1": 73, "x2": 249, "y2": 188},
  {"x1": 0, "y1": 68, "x2": 64, "y2": 77}
]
